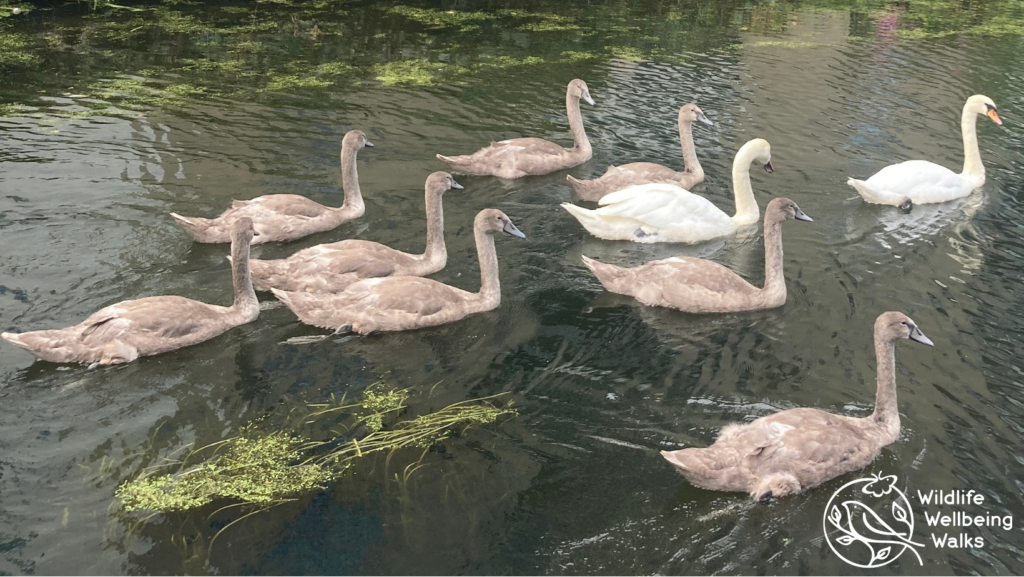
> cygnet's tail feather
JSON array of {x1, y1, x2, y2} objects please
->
[
  {"x1": 436, "y1": 153, "x2": 470, "y2": 167},
  {"x1": 847, "y1": 177, "x2": 901, "y2": 206},
  {"x1": 271, "y1": 288, "x2": 295, "y2": 307},
  {"x1": 272, "y1": 289, "x2": 346, "y2": 331},
  {"x1": 566, "y1": 174, "x2": 587, "y2": 191},
  {"x1": 3, "y1": 330, "x2": 87, "y2": 363},
  {"x1": 661, "y1": 449, "x2": 724, "y2": 490},
  {"x1": 580, "y1": 255, "x2": 625, "y2": 292},
  {"x1": 170, "y1": 212, "x2": 212, "y2": 240}
]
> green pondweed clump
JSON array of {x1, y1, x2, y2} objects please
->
[
  {"x1": 116, "y1": 428, "x2": 333, "y2": 513},
  {"x1": 115, "y1": 384, "x2": 515, "y2": 516}
]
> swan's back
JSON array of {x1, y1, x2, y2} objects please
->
[
  {"x1": 862, "y1": 160, "x2": 974, "y2": 204},
  {"x1": 274, "y1": 276, "x2": 474, "y2": 332},
  {"x1": 664, "y1": 407, "x2": 885, "y2": 497}
]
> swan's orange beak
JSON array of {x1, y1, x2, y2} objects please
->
[{"x1": 987, "y1": 109, "x2": 1003, "y2": 125}]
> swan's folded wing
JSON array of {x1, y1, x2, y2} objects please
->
[
  {"x1": 494, "y1": 137, "x2": 566, "y2": 157},
  {"x1": 744, "y1": 409, "x2": 867, "y2": 473},
  {"x1": 79, "y1": 296, "x2": 212, "y2": 344},
  {"x1": 345, "y1": 277, "x2": 467, "y2": 317},
  {"x1": 244, "y1": 194, "x2": 328, "y2": 218},
  {"x1": 597, "y1": 184, "x2": 733, "y2": 230},
  {"x1": 648, "y1": 258, "x2": 755, "y2": 294},
  {"x1": 294, "y1": 245, "x2": 404, "y2": 278},
  {"x1": 866, "y1": 160, "x2": 963, "y2": 198}
]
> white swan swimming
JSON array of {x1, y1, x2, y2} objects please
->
[
  {"x1": 560, "y1": 138, "x2": 773, "y2": 244},
  {"x1": 847, "y1": 94, "x2": 1001, "y2": 210}
]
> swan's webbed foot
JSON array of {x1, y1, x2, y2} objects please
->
[
  {"x1": 634, "y1": 227, "x2": 657, "y2": 239},
  {"x1": 751, "y1": 474, "x2": 801, "y2": 501},
  {"x1": 898, "y1": 198, "x2": 913, "y2": 212}
]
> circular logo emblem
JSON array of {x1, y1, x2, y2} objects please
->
[{"x1": 823, "y1": 473, "x2": 924, "y2": 568}]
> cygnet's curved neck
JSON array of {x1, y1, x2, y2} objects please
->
[
  {"x1": 338, "y1": 141, "x2": 364, "y2": 216},
  {"x1": 961, "y1": 104, "x2": 985, "y2": 182},
  {"x1": 678, "y1": 116, "x2": 703, "y2": 180},
  {"x1": 229, "y1": 235, "x2": 259, "y2": 321},
  {"x1": 869, "y1": 334, "x2": 900, "y2": 442},
  {"x1": 760, "y1": 217, "x2": 786, "y2": 302},
  {"x1": 473, "y1": 227, "x2": 501, "y2": 311},
  {"x1": 731, "y1": 147, "x2": 761, "y2": 226},
  {"x1": 421, "y1": 185, "x2": 446, "y2": 265},
  {"x1": 566, "y1": 90, "x2": 591, "y2": 158}
]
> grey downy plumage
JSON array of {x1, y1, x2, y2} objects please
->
[
  {"x1": 170, "y1": 130, "x2": 373, "y2": 244},
  {"x1": 3, "y1": 218, "x2": 261, "y2": 365}
]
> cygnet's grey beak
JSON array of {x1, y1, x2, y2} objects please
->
[
  {"x1": 764, "y1": 160, "x2": 775, "y2": 173},
  {"x1": 794, "y1": 208, "x2": 813, "y2": 222},
  {"x1": 698, "y1": 113, "x2": 714, "y2": 126},
  {"x1": 364, "y1": 141, "x2": 375, "y2": 148},
  {"x1": 450, "y1": 179, "x2": 464, "y2": 190},
  {"x1": 583, "y1": 93, "x2": 595, "y2": 106},
  {"x1": 909, "y1": 326, "x2": 934, "y2": 346},
  {"x1": 503, "y1": 220, "x2": 526, "y2": 239}
]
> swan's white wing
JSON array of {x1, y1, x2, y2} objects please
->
[
  {"x1": 596, "y1": 183, "x2": 733, "y2": 231},
  {"x1": 864, "y1": 160, "x2": 971, "y2": 204}
]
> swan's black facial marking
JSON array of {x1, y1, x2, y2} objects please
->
[{"x1": 984, "y1": 102, "x2": 1002, "y2": 125}]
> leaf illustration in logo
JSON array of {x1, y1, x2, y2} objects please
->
[
  {"x1": 836, "y1": 535, "x2": 855, "y2": 546},
  {"x1": 830, "y1": 505, "x2": 843, "y2": 526},
  {"x1": 874, "y1": 546, "x2": 891, "y2": 562},
  {"x1": 891, "y1": 499, "x2": 910, "y2": 528}
]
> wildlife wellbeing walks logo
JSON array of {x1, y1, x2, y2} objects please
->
[{"x1": 823, "y1": 473, "x2": 1014, "y2": 568}]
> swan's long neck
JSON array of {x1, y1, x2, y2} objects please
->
[
  {"x1": 421, "y1": 187, "x2": 445, "y2": 265},
  {"x1": 760, "y1": 217, "x2": 786, "y2": 302},
  {"x1": 474, "y1": 228, "x2": 501, "y2": 311},
  {"x1": 229, "y1": 236, "x2": 259, "y2": 321},
  {"x1": 566, "y1": 92, "x2": 591, "y2": 158},
  {"x1": 869, "y1": 334, "x2": 900, "y2": 441},
  {"x1": 678, "y1": 117, "x2": 703, "y2": 179},
  {"x1": 338, "y1": 143, "x2": 364, "y2": 216},
  {"x1": 960, "y1": 105, "x2": 985, "y2": 182},
  {"x1": 731, "y1": 150, "x2": 760, "y2": 226}
]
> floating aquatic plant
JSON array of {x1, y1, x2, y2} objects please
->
[
  {"x1": 116, "y1": 428, "x2": 333, "y2": 513},
  {"x1": 115, "y1": 384, "x2": 514, "y2": 516},
  {"x1": 373, "y1": 59, "x2": 468, "y2": 86}
]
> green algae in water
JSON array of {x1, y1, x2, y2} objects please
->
[
  {"x1": 383, "y1": 6, "x2": 493, "y2": 31},
  {"x1": 607, "y1": 45, "x2": 645, "y2": 62},
  {"x1": 0, "y1": 30, "x2": 40, "y2": 66},
  {"x1": 262, "y1": 73, "x2": 333, "y2": 91},
  {"x1": 116, "y1": 429, "x2": 333, "y2": 513},
  {"x1": 115, "y1": 385, "x2": 515, "y2": 515},
  {"x1": 374, "y1": 59, "x2": 468, "y2": 86}
]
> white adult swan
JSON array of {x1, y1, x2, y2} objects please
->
[
  {"x1": 560, "y1": 138, "x2": 773, "y2": 243},
  {"x1": 847, "y1": 95, "x2": 1001, "y2": 210}
]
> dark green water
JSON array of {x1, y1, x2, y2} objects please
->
[{"x1": 3, "y1": 0, "x2": 1024, "y2": 574}]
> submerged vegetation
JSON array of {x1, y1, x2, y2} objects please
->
[
  {"x1": 115, "y1": 383, "x2": 515, "y2": 515},
  {"x1": 1, "y1": 0, "x2": 1023, "y2": 115}
]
